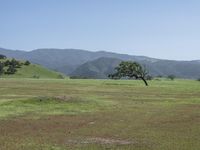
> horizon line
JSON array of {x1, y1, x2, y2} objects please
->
[{"x1": 0, "y1": 46, "x2": 199, "y2": 62}]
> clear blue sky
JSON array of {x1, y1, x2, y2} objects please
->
[{"x1": 0, "y1": 0, "x2": 200, "y2": 60}]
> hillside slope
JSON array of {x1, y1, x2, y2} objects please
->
[
  {"x1": 142, "y1": 60, "x2": 200, "y2": 78},
  {"x1": 4, "y1": 64, "x2": 63, "y2": 79},
  {"x1": 0, "y1": 60, "x2": 64, "y2": 79},
  {"x1": 71, "y1": 57, "x2": 122, "y2": 78}
]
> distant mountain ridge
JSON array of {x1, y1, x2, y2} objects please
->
[
  {"x1": 71, "y1": 57, "x2": 200, "y2": 79},
  {"x1": 0, "y1": 47, "x2": 158, "y2": 73},
  {"x1": 70, "y1": 57, "x2": 122, "y2": 78},
  {"x1": 0, "y1": 47, "x2": 200, "y2": 79}
]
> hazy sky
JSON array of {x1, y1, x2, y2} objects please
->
[{"x1": 0, "y1": 0, "x2": 200, "y2": 60}]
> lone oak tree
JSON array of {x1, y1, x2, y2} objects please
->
[{"x1": 109, "y1": 61, "x2": 149, "y2": 86}]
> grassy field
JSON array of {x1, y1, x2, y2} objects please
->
[{"x1": 0, "y1": 78, "x2": 199, "y2": 150}]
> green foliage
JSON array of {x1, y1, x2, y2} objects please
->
[
  {"x1": 0, "y1": 62, "x2": 4, "y2": 75},
  {"x1": 32, "y1": 74, "x2": 40, "y2": 79},
  {"x1": 109, "y1": 61, "x2": 149, "y2": 86},
  {"x1": 57, "y1": 74, "x2": 65, "y2": 79},
  {"x1": 197, "y1": 78, "x2": 200, "y2": 81},
  {"x1": 156, "y1": 75, "x2": 163, "y2": 78},
  {"x1": 146, "y1": 75, "x2": 153, "y2": 80},
  {"x1": 70, "y1": 76, "x2": 89, "y2": 79},
  {"x1": 108, "y1": 74, "x2": 120, "y2": 80},
  {"x1": 24, "y1": 60, "x2": 31, "y2": 65},
  {"x1": 10, "y1": 58, "x2": 22, "y2": 68},
  {"x1": 5, "y1": 65, "x2": 17, "y2": 74},
  {"x1": 168, "y1": 74, "x2": 176, "y2": 80},
  {"x1": 4, "y1": 60, "x2": 10, "y2": 66},
  {"x1": 2, "y1": 59, "x2": 22, "y2": 75},
  {"x1": 0, "y1": 54, "x2": 6, "y2": 59}
]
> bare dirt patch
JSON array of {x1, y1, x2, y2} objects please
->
[
  {"x1": 35, "y1": 95, "x2": 85, "y2": 103},
  {"x1": 66, "y1": 137, "x2": 134, "y2": 145},
  {"x1": 54, "y1": 95, "x2": 74, "y2": 101}
]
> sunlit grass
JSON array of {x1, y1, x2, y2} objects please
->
[{"x1": 0, "y1": 78, "x2": 199, "y2": 150}]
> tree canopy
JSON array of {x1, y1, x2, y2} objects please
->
[
  {"x1": 0, "y1": 54, "x2": 6, "y2": 59},
  {"x1": 167, "y1": 75, "x2": 176, "y2": 80},
  {"x1": 0, "y1": 58, "x2": 31, "y2": 76},
  {"x1": 109, "y1": 61, "x2": 149, "y2": 86},
  {"x1": 0, "y1": 62, "x2": 4, "y2": 75}
]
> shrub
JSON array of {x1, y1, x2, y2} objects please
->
[
  {"x1": 5, "y1": 65, "x2": 17, "y2": 74},
  {"x1": 146, "y1": 75, "x2": 153, "y2": 80},
  {"x1": 0, "y1": 62, "x2": 4, "y2": 75},
  {"x1": 156, "y1": 75, "x2": 163, "y2": 78},
  {"x1": 57, "y1": 74, "x2": 65, "y2": 79},
  {"x1": 0, "y1": 54, "x2": 6, "y2": 59},
  {"x1": 197, "y1": 78, "x2": 200, "y2": 81},
  {"x1": 108, "y1": 74, "x2": 120, "y2": 80},
  {"x1": 24, "y1": 60, "x2": 31, "y2": 65},
  {"x1": 167, "y1": 75, "x2": 176, "y2": 80},
  {"x1": 10, "y1": 58, "x2": 21, "y2": 68},
  {"x1": 154, "y1": 78, "x2": 161, "y2": 81},
  {"x1": 32, "y1": 74, "x2": 40, "y2": 79},
  {"x1": 70, "y1": 76, "x2": 89, "y2": 79},
  {"x1": 10, "y1": 58, "x2": 18, "y2": 66},
  {"x1": 4, "y1": 60, "x2": 10, "y2": 66}
]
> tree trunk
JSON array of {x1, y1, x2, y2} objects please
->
[{"x1": 140, "y1": 77, "x2": 148, "y2": 86}]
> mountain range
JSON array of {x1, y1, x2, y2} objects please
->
[{"x1": 0, "y1": 47, "x2": 200, "y2": 79}]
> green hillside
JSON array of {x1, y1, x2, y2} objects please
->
[
  {"x1": 3, "y1": 64, "x2": 65, "y2": 79},
  {"x1": 0, "y1": 59, "x2": 65, "y2": 79}
]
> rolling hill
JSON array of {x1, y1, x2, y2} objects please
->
[
  {"x1": 1, "y1": 64, "x2": 64, "y2": 79},
  {"x1": 0, "y1": 47, "x2": 200, "y2": 79},
  {"x1": 70, "y1": 57, "x2": 122, "y2": 78},
  {"x1": 0, "y1": 59, "x2": 64, "y2": 79}
]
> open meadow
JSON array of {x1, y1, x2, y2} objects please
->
[{"x1": 0, "y1": 78, "x2": 199, "y2": 150}]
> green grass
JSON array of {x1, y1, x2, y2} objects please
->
[
  {"x1": 0, "y1": 96, "x2": 114, "y2": 118},
  {"x1": 0, "y1": 78, "x2": 199, "y2": 150}
]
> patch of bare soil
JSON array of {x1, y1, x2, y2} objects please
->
[
  {"x1": 36, "y1": 95, "x2": 83, "y2": 103},
  {"x1": 0, "y1": 115, "x2": 94, "y2": 145},
  {"x1": 54, "y1": 95, "x2": 75, "y2": 102},
  {"x1": 66, "y1": 137, "x2": 134, "y2": 145}
]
